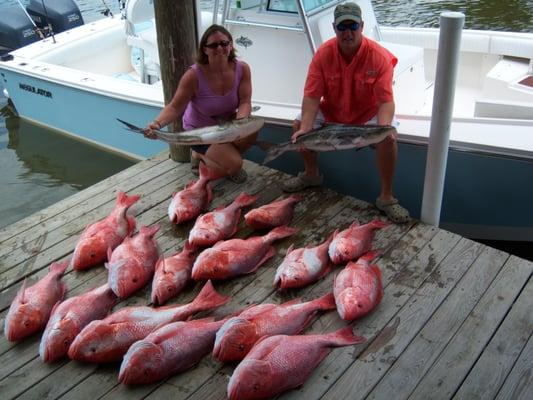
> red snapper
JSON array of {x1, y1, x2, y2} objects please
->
[
  {"x1": 167, "y1": 162, "x2": 219, "y2": 224},
  {"x1": 244, "y1": 195, "x2": 302, "y2": 229},
  {"x1": 4, "y1": 260, "x2": 68, "y2": 342},
  {"x1": 107, "y1": 224, "x2": 160, "y2": 298},
  {"x1": 227, "y1": 327, "x2": 365, "y2": 399},
  {"x1": 68, "y1": 280, "x2": 229, "y2": 363},
  {"x1": 191, "y1": 225, "x2": 298, "y2": 280},
  {"x1": 273, "y1": 230, "x2": 337, "y2": 289},
  {"x1": 334, "y1": 251, "x2": 383, "y2": 321},
  {"x1": 39, "y1": 283, "x2": 117, "y2": 363},
  {"x1": 71, "y1": 191, "x2": 140, "y2": 270},
  {"x1": 213, "y1": 293, "x2": 336, "y2": 362},
  {"x1": 328, "y1": 219, "x2": 388, "y2": 265},
  {"x1": 150, "y1": 241, "x2": 197, "y2": 305},
  {"x1": 118, "y1": 316, "x2": 230, "y2": 385},
  {"x1": 188, "y1": 192, "x2": 257, "y2": 248}
]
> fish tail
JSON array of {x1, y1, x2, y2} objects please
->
[
  {"x1": 313, "y1": 292, "x2": 337, "y2": 311},
  {"x1": 140, "y1": 224, "x2": 161, "y2": 238},
  {"x1": 325, "y1": 326, "x2": 366, "y2": 347},
  {"x1": 265, "y1": 225, "x2": 299, "y2": 243},
  {"x1": 117, "y1": 191, "x2": 141, "y2": 208},
  {"x1": 191, "y1": 280, "x2": 230, "y2": 311},
  {"x1": 262, "y1": 144, "x2": 287, "y2": 164},
  {"x1": 359, "y1": 249, "x2": 382, "y2": 263},
  {"x1": 199, "y1": 162, "x2": 222, "y2": 182},
  {"x1": 288, "y1": 194, "x2": 304, "y2": 203},
  {"x1": 50, "y1": 259, "x2": 69, "y2": 276},
  {"x1": 368, "y1": 219, "x2": 390, "y2": 229},
  {"x1": 233, "y1": 192, "x2": 258, "y2": 208}
]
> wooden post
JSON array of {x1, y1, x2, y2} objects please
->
[{"x1": 153, "y1": 0, "x2": 198, "y2": 162}]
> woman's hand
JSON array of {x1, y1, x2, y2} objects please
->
[{"x1": 143, "y1": 121, "x2": 162, "y2": 140}]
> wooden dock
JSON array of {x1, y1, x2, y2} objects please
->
[{"x1": 0, "y1": 152, "x2": 531, "y2": 400}]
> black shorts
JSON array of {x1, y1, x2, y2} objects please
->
[{"x1": 191, "y1": 144, "x2": 210, "y2": 154}]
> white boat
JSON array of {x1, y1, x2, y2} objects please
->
[{"x1": 0, "y1": 0, "x2": 532, "y2": 241}]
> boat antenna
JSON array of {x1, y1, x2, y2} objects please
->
[
  {"x1": 14, "y1": 0, "x2": 45, "y2": 39},
  {"x1": 40, "y1": 0, "x2": 56, "y2": 43}
]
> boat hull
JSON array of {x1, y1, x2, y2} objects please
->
[
  {"x1": 0, "y1": 68, "x2": 166, "y2": 159},
  {"x1": 247, "y1": 124, "x2": 533, "y2": 242}
]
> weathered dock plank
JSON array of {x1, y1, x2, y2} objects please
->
[
  {"x1": 453, "y1": 276, "x2": 532, "y2": 399},
  {"x1": 366, "y1": 245, "x2": 509, "y2": 399},
  {"x1": 407, "y1": 256, "x2": 532, "y2": 400},
  {"x1": 0, "y1": 152, "x2": 531, "y2": 400},
  {"x1": 495, "y1": 333, "x2": 533, "y2": 400}
]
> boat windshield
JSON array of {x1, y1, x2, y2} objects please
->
[{"x1": 266, "y1": 0, "x2": 338, "y2": 14}]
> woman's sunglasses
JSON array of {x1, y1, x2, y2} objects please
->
[
  {"x1": 204, "y1": 40, "x2": 231, "y2": 49},
  {"x1": 336, "y1": 22, "x2": 360, "y2": 31}
]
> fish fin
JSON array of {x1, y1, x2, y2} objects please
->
[
  {"x1": 248, "y1": 247, "x2": 276, "y2": 273},
  {"x1": 265, "y1": 225, "x2": 298, "y2": 243},
  {"x1": 17, "y1": 279, "x2": 28, "y2": 304},
  {"x1": 359, "y1": 249, "x2": 382, "y2": 263},
  {"x1": 116, "y1": 118, "x2": 144, "y2": 133},
  {"x1": 185, "y1": 180, "x2": 196, "y2": 189},
  {"x1": 117, "y1": 191, "x2": 141, "y2": 208},
  {"x1": 326, "y1": 326, "x2": 366, "y2": 346},
  {"x1": 233, "y1": 192, "x2": 258, "y2": 208},
  {"x1": 190, "y1": 280, "x2": 230, "y2": 312},
  {"x1": 285, "y1": 244, "x2": 295, "y2": 256},
  {"x1": 326, "y1": 229, "x2": 339, "y2": 245},
  {"x1": 50, "y1": 259, "x2": 69, "y2": 276},
  {"x1": 281, "y1": 297, "x2": 303, "y2": 307},
  {"x1": 106, "y1": 247, "x2": 113, "y2": 264},
  {"x1": 288, "y1": 194, "x2": 304, "y2": 203}
]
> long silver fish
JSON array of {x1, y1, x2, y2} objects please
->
[
  {"x1": 261, "y1": 124, "x2": 396, "y2": 164},
  {"x1": 117, "y1": 116, "x2": 264, "y2": 145}
]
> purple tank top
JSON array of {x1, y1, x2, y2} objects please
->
[{"x1": 182, "y1": 61, "x2": 243, "y2": 130}]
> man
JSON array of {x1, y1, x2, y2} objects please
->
[{"x1": 282, "y1": 2, "x2": 409, "y2": 223}]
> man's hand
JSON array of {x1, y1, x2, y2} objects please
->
[{"x1": 291, "y1": 127, "x2": 311, "y2": 143}]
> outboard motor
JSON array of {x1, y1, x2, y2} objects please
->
[
  {"x1": 26, "y1": 0, "x2": 84, "y2": 33},
  {"x1": 0, "y1": 7, "x2": 40, "y2": 55}
]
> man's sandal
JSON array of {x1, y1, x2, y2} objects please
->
[
  {"x1": 375, "y1": 198, "x2": 410, "y2": 224},
  {"x1": 282, "y1": 172, "x2": 324, "y2": 193}
]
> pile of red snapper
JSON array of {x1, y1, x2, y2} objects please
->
[{"x1": 4, "y1": 162, "x2": 393, "y2": 399}]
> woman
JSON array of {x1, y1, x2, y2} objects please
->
[{"x1": 145, "y1": 25, "x2": 254, "y2": 183}]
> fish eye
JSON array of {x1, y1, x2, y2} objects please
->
[
  {"x1": 253, "y1": 383, "x2": 260, "y2": 391},
  {"x1": 90, "y1": 252, "x2": 96, "y2": 258},
  {"x1": 90, "y1": 347, "x2": 96, "y2": 353},
  {"x1": 24, "y1": 321, "x2": 30, "y2": 327},
  {"x1": 132, "y1": 277, "x2": 138, "y2": 283},
  {"x1": 238, "y1": 344, "x2": 245, "y2": 351}
]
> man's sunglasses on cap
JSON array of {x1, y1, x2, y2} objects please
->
[
  {"x1": 205, "y1": 40, "x2": 231, "y2": 49},
  {"x1": 336, "y1": 22, "x2": 360, "y2": 31}
]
